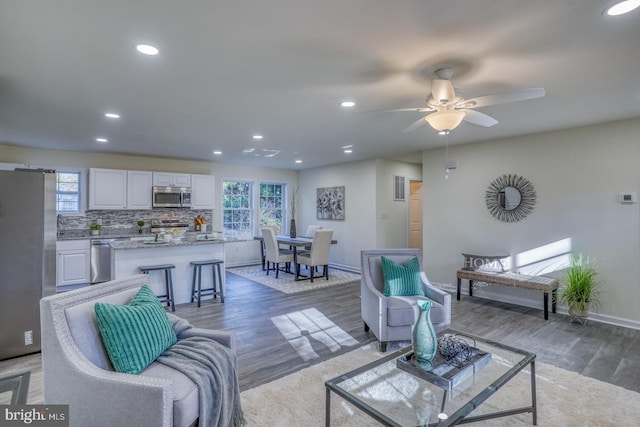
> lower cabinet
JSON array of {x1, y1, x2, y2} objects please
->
[{"x1": 56, "y1": 240, "x2": 91, "y2": 287}]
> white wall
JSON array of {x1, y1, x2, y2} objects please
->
[
  {"x1": 298, "y1": 160, "x2": 377, "y2": 269},
  {"x1": 298, "y1": 158, "x2": 421, "y2": 269},
  {"x1": 422, "y1": 118, "x2": 640, "y2": 325},
  {"x1": 375, "y1": 159, "x2": 422, "y2": 248}
]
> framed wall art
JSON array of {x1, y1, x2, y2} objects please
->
[{"x1": 316, "y1": 186, "x2": 345, "y2": 220}]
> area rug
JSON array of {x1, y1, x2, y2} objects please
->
[
  {"x1": 240, "y1": 343, "x2": 640, "y2": 426},
  {"x1": 228, "y1": 265, "x2": 360, "y2": 294}
]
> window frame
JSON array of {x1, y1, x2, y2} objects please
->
[
  {"x1": 221, "y1": 178, "x2": 254, "y2": 237},
  {"x1": 55, "y1": 169, "x2": 85, "y2": 215},
  {"x1": 258, "y1": 181, "x2": 287, "y2": 234}
]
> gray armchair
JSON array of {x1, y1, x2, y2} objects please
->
[
  {"x1": 361, "y1": 249, "x2": 451, "y2": 352},
  {"x1": 40, "y1": 274, "x2": 236, "y2": 427}
]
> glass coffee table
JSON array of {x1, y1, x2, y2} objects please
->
[{"x1": 325, "y1": 329, "x2": 536, "y2": 426}]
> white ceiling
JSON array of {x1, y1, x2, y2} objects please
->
[{"x1": 1, "y1": 1, "x2": 639, "y2": 170}]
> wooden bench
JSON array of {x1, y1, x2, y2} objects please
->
[{"x1": 456, "y1": 269, "x2": 559, "y2": 320}]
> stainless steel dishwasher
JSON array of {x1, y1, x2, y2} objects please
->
[{"x1": 90, "y1": 237, "x2": 130, "y2": 284}]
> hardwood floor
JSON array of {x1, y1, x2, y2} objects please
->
[{"x1": 1, "y1": 270, "x2": 639, "y2": 405}]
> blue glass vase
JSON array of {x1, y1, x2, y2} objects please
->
[{"x1": 412, "y1": 300, "x2": 437, "y2": 371}]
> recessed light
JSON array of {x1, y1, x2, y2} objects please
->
[
  {"x1": 253, "y1": 135, "x2": 263, "y2": 140},
  {"x1": 96, "y1": 138, "x2": 108, "y2": 143},
  {"x1": 105, "y1": 113, "x2": 120, "y2": 119},
  {"x1": 213, "y1": 150, "x2": 222, "y2": 155},
  {"x1": 295, "y1": 159, "x2": 302, "y2": 164},
  {"x1": 606, "y1": 0, "x2": 640, "y2": 15},
  {"x1": 340, "y1": 101, "x2": 355, "y2": 108},
  {"x1": 344, "y1": 149, "x2": 353, "y2": 154},
  {"x1": 243, "y1": 148, "x2": 255, "y2": 153},
  {"x1": 136, "y1": 44, "x2": 159, "y2": 55},
  {"x1": 438, "y1": 130, "x2": 449, "y2": 136}
]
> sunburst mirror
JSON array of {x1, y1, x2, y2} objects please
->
[{"x1": 485, "y1": 174, "x2": 536, "y2": 223}]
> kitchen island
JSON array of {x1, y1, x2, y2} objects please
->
[{"x1": 110, "y1": 237, "x2": 229, "y2": 305}]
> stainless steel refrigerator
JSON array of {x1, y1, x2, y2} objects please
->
[{"x1": 0, "y1": 169, "x2": 57, "y2": 360}]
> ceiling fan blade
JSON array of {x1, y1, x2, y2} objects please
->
[
  {"x1": 463, "y1": 88, "x2": 545, "y2": 108},
  {"x1": 462, "y1": 109, "x2": 499, "y2": 127},
  {"x1": 383, "y1": 107, "x2": 434, "y2": 113},
  {"x1": 431, "y1": 79, "x2": 456, "y2": 104},
  {"x1": 402, "y1": 116, "x2": 427, "y2": 133}
]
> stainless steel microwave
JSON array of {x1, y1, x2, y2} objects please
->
[{"x1": 152, "y1": 186, "x2": 191, "y2": 208}]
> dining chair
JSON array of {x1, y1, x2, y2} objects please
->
[
  {"x1": 261, "y1": 227, "x2": 294, "y2": 278},
  {"x1": 302, "y1": 225, "x2": 322, "y2": 253},
  {"x1": 259, "y1": 225, "x2": 279, "y2": 270},
  {"x1": 305, "y1": 225, "x2": 322, "y2": 237},
  {"x1": 295, "y1": 229, "x2": 333, "y2": 282}
]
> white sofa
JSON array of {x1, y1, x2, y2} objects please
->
[{"x1": 40, "y1": 274, "x2": 236, "y2": 427}]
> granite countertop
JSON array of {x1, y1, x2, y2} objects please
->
[
  {"x1": 110, "y1": 236, "x2": 247, "y2": 250},
  {"x1": 57, "y1": 229, "x2": 253, "y2": 245}
]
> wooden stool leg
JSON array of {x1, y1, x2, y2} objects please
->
[
  {"x1": 216, "y1": 264, "x2": 225, "y2": 303},
  {"x1": 197, "y1": 265, "x2": 202, "y2": 307},
  {"x1": 211, "y1": 264, "x2": 217, "y2": 300},
  {"x1": 191, "y1": 265, "x2": 197, "y2": 303},
  {"x1": 165, "y1": 268, "x2": 175, "y2": 312}
]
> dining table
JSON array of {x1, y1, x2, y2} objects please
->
[{"x1": 254, "y1": 234, "x2": 337, "y2": 272}]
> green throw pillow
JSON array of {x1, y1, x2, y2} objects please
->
[
  {"x1": 381, "y1": 256, "x2": 425, "y2": 297},
  {"x1": 94, "y1": 285, "x2": 177, "y2": 374}
]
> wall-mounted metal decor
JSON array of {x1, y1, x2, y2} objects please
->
[
  {"x1": 485, "y1": 174, "x2": 536, "y2": 223},
  {"x1": 316, "y1": 186, "x2": 345, "y2": 220}
]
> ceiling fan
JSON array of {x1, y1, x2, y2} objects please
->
[{"x1": 391, "y1": 67, "x2": 545, "y2": 133}]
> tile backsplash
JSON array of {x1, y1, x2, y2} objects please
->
[{"x1": 58, "y1": 208, "x2": 213, "y2": 233}]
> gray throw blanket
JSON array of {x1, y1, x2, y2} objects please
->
[{"x1": 157, "y1": 321, "x2": 245, "y2": 427}]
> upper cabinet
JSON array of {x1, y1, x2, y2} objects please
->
[
  {"x1": 126, "y1": 171, "x2": 153, "y2": 210},
  {"x1": 153, "y1": 172, "x2": 191, "y2": 188},
  {"x1": 89, "y1": 168, "x2": 127, "y2": 209},
  {"x1": 89, "y1": 168, "x2": 211, "y2": 211},
  {"x1": 191, "y1": 174, "x2": 215, "y2": 209},
  {"x1": 89, "y1": 168, "x2": 153, "y2": 210}
]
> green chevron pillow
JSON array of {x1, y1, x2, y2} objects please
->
[
  {"x1": 94, "y1": 285, "x2": 177, "y2": 374},
  {"x1": 381, "y1": 256, "x2": 425, "y2": 297}
]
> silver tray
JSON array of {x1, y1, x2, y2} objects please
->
[{"x1": 397, "y1": 347, "x2": 491, "y2": 391}]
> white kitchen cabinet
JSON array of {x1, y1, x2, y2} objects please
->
[
  {"x1": 126, "y1": 170, "x2": 153, "y2": 210},
  {"x1": 89, "y1": 168, "x2": 127, "y2": 209},
  {"x1": 191, "y1": 174, "x2": 215, "y2": 209},
  {"x1": 56, "y1": 240, "x2": 90, "y2": 287},
  {"x1": 153, "y1": 172, "x2": 191, "y2": 187}
]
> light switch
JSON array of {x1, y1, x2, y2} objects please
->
[{"x1": 619, "y1": 193, "x2": 637, "y2": 204}]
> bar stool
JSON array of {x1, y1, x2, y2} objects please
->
[
  {"x1": 190, "y1": 259, "x2": 225, "y2": 307},
  {"x1": 139, "y1": 264, "x2": 176, "y2": 312}
]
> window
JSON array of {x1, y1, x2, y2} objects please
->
[
  {"x1": 222, "y1": 180, "x2": 253, "y2": 236},
  {"x1": 259, "y1": 183, "x2": 286, "y2": 232},
  {"x1": 56, "y1": 170, "x2": 82, "y2": 214}
]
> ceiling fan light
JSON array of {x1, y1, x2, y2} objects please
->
[{"x1": 424, "y1": 110, "x2": 466, "y2": 132}]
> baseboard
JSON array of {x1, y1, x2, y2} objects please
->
[
  {"x1": 226, "y1": 259, "x2": 262, "y2": 268},
  {"x1": 328, "y1": 262, "x2": 360, "y2": 274},
  {"x1": 441, "y1": 282, "x2": 640, "y2": 331}
]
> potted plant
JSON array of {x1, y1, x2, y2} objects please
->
[
  {"x1": 558, "y1": 254, "x2": 601, "y2": 324},
  {"x1": 137, "y1": 220, "x2": 145, "y2": 233},
  {"x1": 89, "y1": 223, "x2": 102, "y2": 236}
]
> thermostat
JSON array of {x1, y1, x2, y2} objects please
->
[{"x1": 619, "y1": 193, "x2": 637, "y2": 204}]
